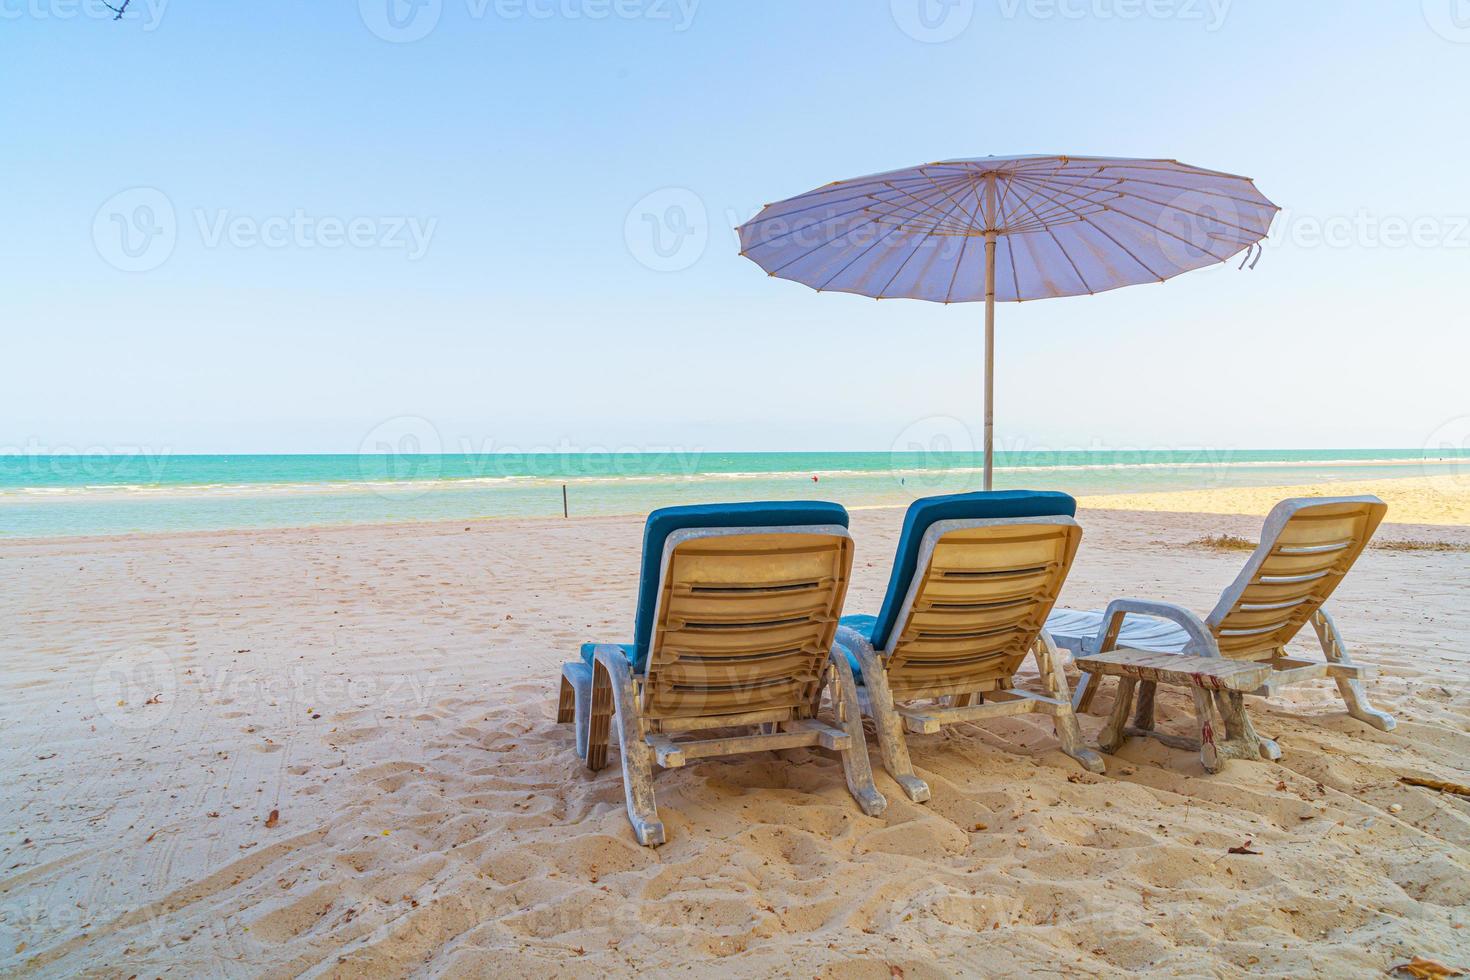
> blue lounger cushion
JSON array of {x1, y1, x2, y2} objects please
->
[
  {"x1": 582, "y1": 500, "x2": 851, "y2": 671},
  {"x1": 866, "y1": 490, "x2": 1077, "y2": 653}
]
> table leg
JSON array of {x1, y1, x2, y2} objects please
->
[
  {"x1": 1214, "y1": 690, "x2": 1281, "y2": 762},
  {"x1": 1132, "y1": 680, "x2": 1157, "y2": 732},
  {"x1": 1192, "y1": 685, "x2": 1223, "y2": 773}
]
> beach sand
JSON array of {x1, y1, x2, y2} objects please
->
[
  {"x1": 3, "y1": 481, "x2": 1468, "y2": 976},
  {"x1": 1079, "y1": 474, "x2": 1470, "y2": 526}
]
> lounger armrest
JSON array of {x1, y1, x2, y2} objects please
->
[
  {"x1": 1037, "y1": 627, "x2": 1073, "y2": 666},
  {"x1": 1095, "y1": 598, "x2": 1220, "y2": 658},
  {"x1": 834, "y1": 625, "x2": 877, "y2": 660}
]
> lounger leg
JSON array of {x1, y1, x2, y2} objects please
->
[
  {"x1": 561, "y1": 662, "x2": 593, "y2": 760},
  {"x1": 1214, "y1": 689, "x2": 1281, "y2": 761},
  {"x1": 592, "y1": 650, "x2": 665, "y2": 846},
  {"x1": 847, "y1": 643, "x2": 929, "y2": 803},
  {"x1": 1098, "y1": 677, "x2": 1137, "y2": 754},
  {"x1": 1035, "y1": 633, "x2": 1105, "y2": 773},
  {"x1": 1073, "y1": 670, "x2": 1100, "y2": 714},
  {"x1": 557, "y1": 674, "x2": 576, "y2": 724},
  {"x1": 1312, "y1": 609, "x2": 1396, "y2": 732},
  {"x1": 585, "y1": 662, "x2": 612, "y2": 772},
  {"x1": 826, "y1": 650, "x2": 888, "y2": 816}
]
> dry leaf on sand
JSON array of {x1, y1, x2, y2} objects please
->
[{"x1": 1390, "y1": 956, "x2": 1465, "y2": 979}]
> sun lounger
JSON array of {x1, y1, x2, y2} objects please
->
[
  {"x1": 1047, "y1": 495, "x2": 1396, "y2": 736},
  {"x1": 834, "y1": 491, "x2": 1104, "y2": 803},
  {"x1": 558, "y1": 501, "x2": 886, "y2": 846}
]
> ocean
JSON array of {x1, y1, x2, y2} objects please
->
[{"x1": 0, "y1": 449, "x2": 1459, "y2": 539}]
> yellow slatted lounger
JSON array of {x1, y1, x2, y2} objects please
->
[
  {"x1": 1047, "y1": 496, "x2": 1395, "y2": 749},
  {"x1": 834, "y1": 491, "x2": 1104, "y2": 803},
  {"x1": 558, "y1": 501, "x2": 885, "y2": 846}
]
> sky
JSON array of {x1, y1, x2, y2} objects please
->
[{"x1": 3, "y1": 0, "x2": 1467, "y2": 456}]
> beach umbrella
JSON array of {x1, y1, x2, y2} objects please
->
[{"x1": 737, "y1": 155, "x2": 1279, "y2": 489}]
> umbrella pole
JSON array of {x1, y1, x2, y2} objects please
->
[{"x1": 983, "y1": 230, "x2": 997, "y2": 491}]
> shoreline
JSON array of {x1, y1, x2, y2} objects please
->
[
  {"x1": 0, "y1": 455, "x2": 1461, "y2": 501},
  {"x1": 0, "y1": 475, "x2": 1464, "y2": 546}
]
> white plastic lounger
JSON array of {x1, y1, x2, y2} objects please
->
[
  {"x1": 558, "y1": 501, "x2": 886, "y2": 846},
  {"x1": 1048, "y1": 496, "x2": 1395, "y2": 736},
  {"x1": 835, "y1": 491, "x2": 1103, "y2": 803}
]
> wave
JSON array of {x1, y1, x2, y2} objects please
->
[{"x1": 0, "y1": 456, "x2": 1457, "y2": 502}]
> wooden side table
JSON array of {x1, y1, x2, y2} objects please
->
[{"x1": 1073, "y1": 649, "x2": 1282, "y2": 773}]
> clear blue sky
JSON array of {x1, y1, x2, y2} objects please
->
[{"x1": 4, "y1": 1, "x2": 1466, "y2": 454}]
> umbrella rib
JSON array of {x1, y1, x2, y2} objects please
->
[
  {"x1": 1006, "y1": 177, "x2": 1115, "y2": 230},
  {"x1": 943, "y1": 232, "x2": 975, "y2": 304},
  {"x1": 947, "y1": 157, "x2": 1258, "y2": 181},
  {"x1": 993, "y1": 171, "x2": 1024, "y2": 232},
  {"x1": 873, "y1": 190, "x2": 974, "y2": 297},
  {"x1": 1046, "y1": 159, "x2": 1253, "y2": 179},
  {"x1": 1011, "y1": 175, "x2": 1105, "y2": 230},
  {"x1": 866, "y1": 198, "x2": 975, "y2": 236},
  {"x1": 744, "y1": 174, "x2": 975, "y2": 246},
  {"x1": 813, "y1": 218, "x2": 916, "y2": 292},
  {"x1": 1011, "y1": 179, "x2": 1166, "y2": 279},
  {"x1": 1006, "y1": 173, "x2": 1112, "y2": 227},
  {"x1": 864, "y1": 170, "x2": 981, "y2": 235},
  {"x1": 1013, "y1": 175, "x2": 1240, "y2": 263},
  {"x1": 744, "y1": 176, "x2": 972, "y2": 251},
  {"x1": 1004, "y1": 232, "x2": 1021, "y2": 300},
  {"x1": 744, "y1": 172, "x2": 974, "y2": 227},
  {"x1": 1007, "y1": 182, "x2": 1094, "y2": 294},
  {"x1": 765, "y1": 181, "x2": 965, "y2": 275},
  {"x1": 874, "y1": 175, "x2": 985, "y2": 235},
  {"x1": 1041, "y1": 173, "x2": 1279, "y2": 210},
  {"x1": 1035, "y1": 176, "x2": 1277, "y2": 235},
  {"x1": 919, "y1": 170, "x2": 986, "y2": 233},
  {"x1": 994, "y1": 176, "x2": 1031, "y2": 298}
]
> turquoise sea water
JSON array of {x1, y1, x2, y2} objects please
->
[{"x1": 0, "y1": 450, "x2": 1461, "y2": 538}]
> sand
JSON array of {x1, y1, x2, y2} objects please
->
[
  {"x1": 1080, "y1": 475, "x2": 1470, "y2": 526},
  {"x1": 2, "y1": 481, "x2": 1468, "y2": 977}
]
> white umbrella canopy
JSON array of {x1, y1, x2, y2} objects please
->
[{"x1": 737, "y1": 154, "x2": 1279, "y2": 487}]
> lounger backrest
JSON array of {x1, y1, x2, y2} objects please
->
[
  {"x1": 631, "y1": 500, "x2": 851, "y2": 668},
  {"x1": 868, "y1": 489, "x2": 1079, "y2": 650},
  {"x1": 641, "y1": 524, "x2": 854, "y2": 723},
  {"x1": 883, "y1": 516, "x2": 1081, "y2": 700},
  {"x1": 1205, "y1": 496, "x2": 1387, "y2": 659}
]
